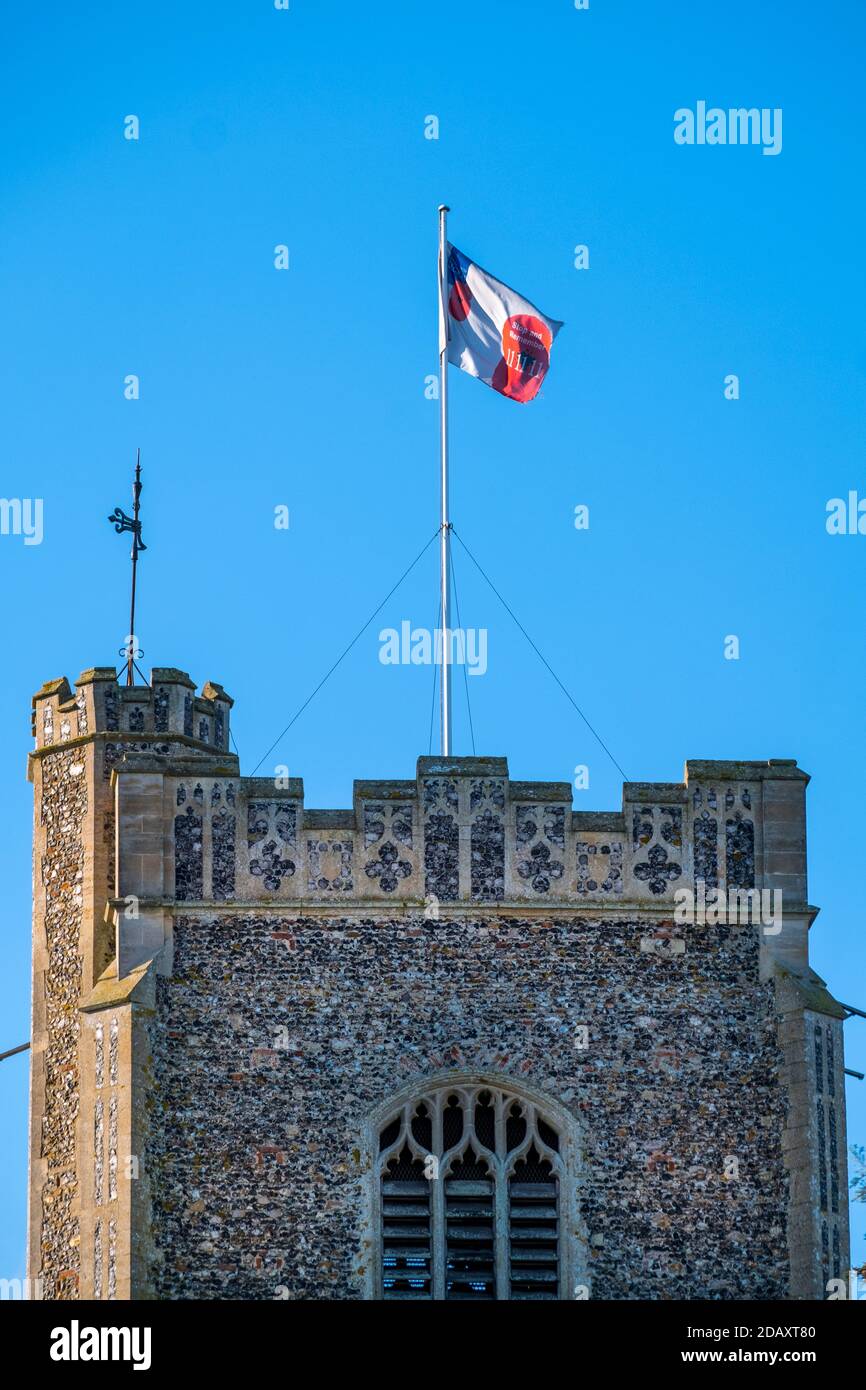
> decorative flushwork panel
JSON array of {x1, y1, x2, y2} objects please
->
[
  {"x1": 726, "y1": 810, "x2": 755, "y2": 889},
  {"x1": 211, "y1": 782, "x2": 237, "y2": 900},
  {"x1": 362, "y1": 801, "x2": 416, "y2": 896},
  {"x1": 470, "y1": 779, "x2": 506, "y2": 901},
  {"x1": 364, "y1": 842, "x2": 412, "y2": 893},
  {"x1": 169, "y1": 778, "x2": 243, "y2": 901},
  {"x1": 154, "y1": 688, "x2": 169, "y2": 733},
  {"x1": 423, "y1": 777, "x2": 460, "y2": 903},
  {"x1": 813, "y1": 1016, "x2": 846, "y2": 1288},
  {"x1": 514, "y1": 803, "x2": 567, "y2": 896},
  {"x1": 104, "y1": 740, "x2": 172, "y2": 782},
  {"x1": 104, "y1": 684, "x2": 119, "y2": 732},
  {"x1": 690, "y1": 784, "x2": 757, "y2": 891},
  {"x1": 174, "y1": 783, "x2": 203, "y2": 901},
  {"x1": 89, "y1": 1010, "x2": 121, "y2": 1301},
  {"x1": 307, "y1": 837, "x2": 354, "y2": 895},
  {"x1": 628, "y1": 804, "x2": 683, "y2": 899},
  {"x1": 575, "y1": 839, "x2": 624, "y2": 898},
  {"x1": 94, "y1": 1099, "x2": 104, "y2": 1204},
  {"x1": 93, "y1": 1222, "x2": 103, "y2": 1301},
  {"x1": 364, "y1": 801, "x2": 413, "y2": 850},
  {"x1": 693, "y1": 808, "x2": 718, "y2": 889},
  {"x1": 246, "y1": 800, "x2": 297, "y2": 894}
]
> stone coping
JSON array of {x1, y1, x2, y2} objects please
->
[
  {"x1": 104, "y1": 897, "x2": 820, "y2": 922},
  {"x1": 685, "y1": 758, "x2": 810, "y2": 783},
  {"x1": 28, "y1": 734, "x2": 239, "y2": 775}
]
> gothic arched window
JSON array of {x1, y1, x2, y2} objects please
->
[{"x1": 374, "y1": 1080, "x2": 574, "y2": 1300}]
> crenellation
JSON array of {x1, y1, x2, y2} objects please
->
[
  {"x1": 32, "y1": 667, "x2": 234, "y2": 756},
  {"x1": 86, "y1": 745, "x2": 828, "y2": 909}
]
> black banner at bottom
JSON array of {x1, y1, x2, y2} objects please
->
[{"x1": 1, "y1": 1295, "x2": 861, "y2": 1376}]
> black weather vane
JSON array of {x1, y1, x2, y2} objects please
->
[{"x1": 107, "y1": 449, "x2": 147, "y2": 687}]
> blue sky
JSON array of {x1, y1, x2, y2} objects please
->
[{"x1": 1, "y1": 0, "x2": 865, "y2": 1284}]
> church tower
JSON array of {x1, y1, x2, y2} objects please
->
[{"x1": 28, "y1": 665, "x2": 850, "y2": 1299}]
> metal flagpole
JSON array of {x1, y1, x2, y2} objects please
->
[{"x1": 438, "y1": 204, "x2": 453, "y2": 756}]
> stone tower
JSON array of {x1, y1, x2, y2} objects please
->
[{"x1": 28, "y1": 666, "x2": 850, "y2": 1300}]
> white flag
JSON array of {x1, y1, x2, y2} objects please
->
[{"x1": 439, "y1": 242, "x2": 563, "y2": 403}]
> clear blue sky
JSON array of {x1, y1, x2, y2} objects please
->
[{"x1": 1, "y1": 0, "x2": 864, "y2": 1286}]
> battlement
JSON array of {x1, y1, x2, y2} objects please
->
[
  {"x1": 95, "y1": 740, "x2": 805, "y2": 979},
  {"x1": 29, "y1": 670, "x2": 812, "y2": 926},
  {"x1": 30, "y1": 667, "x2": 233, "y2": 754}
]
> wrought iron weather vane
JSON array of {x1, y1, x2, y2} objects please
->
[{"x1": 107, "y1": 449, "x2": 147, "y2": 687}]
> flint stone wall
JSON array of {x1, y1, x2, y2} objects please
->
[
  {"x1": 144, "y1": 910, "x2": 788, "y2": 1300},
  {"x1": 36, "y1": 747, "x2": 87, "y2": 1300}
]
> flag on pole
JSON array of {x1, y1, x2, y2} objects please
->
[{"x1": 439, "y1": 242, "x2": 564, "y2": 403}]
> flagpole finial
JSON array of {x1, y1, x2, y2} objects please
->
[{"x1": 438, "y1": 204, "x2": 450, "y2": 213}]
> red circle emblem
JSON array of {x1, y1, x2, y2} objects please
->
[{"x1": 492, "y1": 314, "x2": 552, "y2": 402}]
